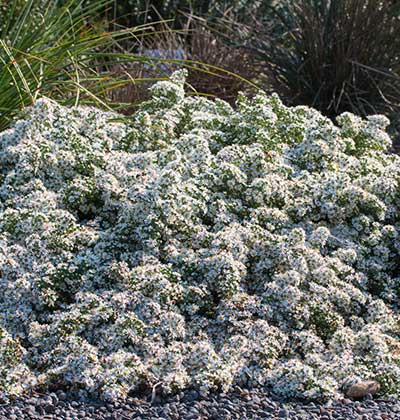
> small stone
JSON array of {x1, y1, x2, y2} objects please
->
[
  {"x1": 278, "y1": 408, "x2": 290, "y2": 418},
  {"x1": 185, "y1": 390, "x2": 199, "y2": 402},
  {"x1": 151, "y1": 395, "x2": 162, "y2": 405},
  {"x1": 263, "y1": 406, "x2": 275, "y2": 413},
  {"x1": 49, "y1": 393, "x2": 59, "y2": 404},
  {"x1": 27, "y1": 405, "x2": 36, "y2": 413},
  {"x1": 346, "y1": 381, "x2": 380, "y2": 399},
  {"x1": 57, "y1": 391, "x2": 67, "y2": 401},
  {"x1": 44, "y1": 403, "x2": 55, "y2": 413}
]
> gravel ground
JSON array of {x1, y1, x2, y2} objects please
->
[{"x1": 0, "y1": 387, "x2": 400, "y2": 420}]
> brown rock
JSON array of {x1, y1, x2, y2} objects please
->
[{"x1": 346, "y1": 380, "x2": 380, "y2": 399}]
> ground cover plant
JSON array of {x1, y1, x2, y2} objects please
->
[{"x1": 1, "y1": 71, "x2": 400, "y2": 403}]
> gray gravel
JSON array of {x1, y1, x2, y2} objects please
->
[{"x1": 0, "y1": 387, "x2": 400, "y2": 419}]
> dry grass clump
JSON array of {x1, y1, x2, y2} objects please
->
[{"x1": 105, "y1": 19, "x2": 259, "y2": 111}]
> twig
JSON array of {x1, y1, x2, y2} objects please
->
[{"x1": 150, "y1": 381, "x2": 163, "y2": 405}]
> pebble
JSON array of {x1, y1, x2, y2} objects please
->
[
  {"x1": 0, "y1": 388, "x2": 400, "y2": 419},
  {"x1": 278, "y1": 408, "x2": 290, "y2": 418},
  {"x1": 346, "y1": 381, "x2": 381, "y2": 399}
]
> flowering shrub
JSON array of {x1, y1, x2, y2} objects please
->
[{"x1": 1, "y1": 70, "x2": 400, "y2": 402}]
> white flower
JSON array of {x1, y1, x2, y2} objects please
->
[{"x1": 0, "y1": 71, "x2": 399, "y2": 401}]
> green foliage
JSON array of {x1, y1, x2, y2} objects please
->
[{"x1": 1, "y1": 72, "x2": 400, "y2": 401}]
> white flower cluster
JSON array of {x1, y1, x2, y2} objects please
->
[{"x1": 1, "y1": 70, "x2": 400, "y2": 402}]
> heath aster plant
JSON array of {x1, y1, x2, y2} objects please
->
[{"x1": 0, "y1": 70, "x2": 400, "y2": 402}]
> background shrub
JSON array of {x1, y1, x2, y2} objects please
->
[{"x1": 246, "y1": 0, "x2": 400, "y2": 119}]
